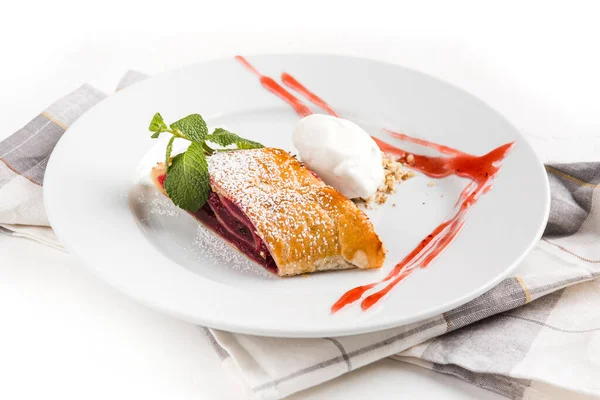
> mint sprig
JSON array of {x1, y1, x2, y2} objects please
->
[
  {"x1": 149, "y1": 113, "x2": 207, "y2": 143},
  {"x1": 170, "y1": 114, "x2": 208, "y2": 143},
  {"x1": 207, "y1": 128, "x2": 264, "y2": 150},
  {"x1": 149, "y1": 113, "x2": 168, "y2": 136},
  {"x1": 148, "y1": 112, "x2": 264, "y2": 211}
]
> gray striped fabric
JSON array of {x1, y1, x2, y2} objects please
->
[
  {"x1": 1, "y1": 73, "x2": 598, "y2": 400},
  {"x1": 0, "y1": 84, "x2": 104, "y2": 187},
  {"x1": 544, "y1": 163, "x2": 600, "y2": 236},
  {"x1": 0, "y1": 115, "x2": 64, "y2": 186}
]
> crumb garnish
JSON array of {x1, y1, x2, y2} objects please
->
[{"x1": 354, "y1": 154, "x2": 415, "y2": 206}]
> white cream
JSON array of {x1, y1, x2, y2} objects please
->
[
  {"x1": 292, "y1": 114, "x2": 384, "y2": 199},
  {"x1": 135, "y1": 136, "x2": 190, "y2": 185}
]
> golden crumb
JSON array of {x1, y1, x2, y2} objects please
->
[
  {"x1": 375, "y1": 192, "x2": 388, "y2": 204},
  {"x1": 402, "y1": 171, "x2": 415, "y2": 180},
  {"x1": 427, "y1": 181, "x2": 436, "y2": 187},
  {"x1": 406, "y1": 154, "x2": 415, "y2": 164},
  {"x1": 355, "y1": 155, "x2": 414, "y2": 207}
]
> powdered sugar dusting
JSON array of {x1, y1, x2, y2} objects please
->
[
  {"x1": 150, "y1": 198, "x2": 180, "y2": 217},
  {"x1": 190, "y1": 223, "x2": 271, "y2": 277},
  {"x1": 209, "y1": 149, "x2": 334, "y2": 263}
]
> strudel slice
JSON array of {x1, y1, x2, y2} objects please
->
[{"x1": 151, "y1": 148, "x2": 385, "y2": 276}]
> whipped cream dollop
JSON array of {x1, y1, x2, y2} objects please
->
[{"x1": 292, "y1": 114, "x2": 384, "y2": 199}]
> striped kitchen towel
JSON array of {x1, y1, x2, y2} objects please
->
[
  {"x1": 0, "y1": 72, "x2": 139, "y2": 248},
  {"x1": 1, "y1": 73, "x2": 599, "y2": 400}
]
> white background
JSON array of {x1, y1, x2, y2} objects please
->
[{"x1": 1, "y1": 1, "x2": 599, "y2": 399}]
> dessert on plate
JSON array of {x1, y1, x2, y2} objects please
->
[
  {"x1": 150, "y1": 144, "x2": 386, "y2": 277},
  {"x1": 137, "y1": 57, "x2": 514, "y2": 310}
]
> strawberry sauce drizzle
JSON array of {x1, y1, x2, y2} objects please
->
[
  {"x1": 383, "y1": 129, "x2": 464, "y2": 156},
  {"x1": 235, "y1": 56, "x2": 312, "y2": 117},
  {"x1": 281, "y1": 73, "x2": 339, "y2": 117},
  {"x1": 332, "y1": 139, "x2": 514, "y2": 312},
  {"x1": 235, "y1": 56, "x2": 515, "y2": 312}
]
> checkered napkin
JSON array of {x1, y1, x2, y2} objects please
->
[{"x1": 2, "y1": 73, "x2": 599, "y2": 400}]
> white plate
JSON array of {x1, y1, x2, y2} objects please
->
[{"x1": 44, "y1": 54, "x2": 549, "y2": 337}]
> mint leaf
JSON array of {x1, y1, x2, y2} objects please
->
[
  {"x1": 206, "y1": 128, "x2": 263, "y2": 149},
  {"x1": 165, "y1": 136, "x2": 176, "y2": 173},
  {"x1": 163, "y1": 142, "x2": 210, "y2": 211},
  {"x1": 170, "y1": 114, "x2": 208, "y2": 143},
  {"x1": 236, "y1": 139, "x2": 265, "y2": 149},
  {"x1": 149, "y1": 112, "x2": 168, "y2": 133},
  {"x1": 206, "y1": 128, "x2": 246, "y2": 146}
]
